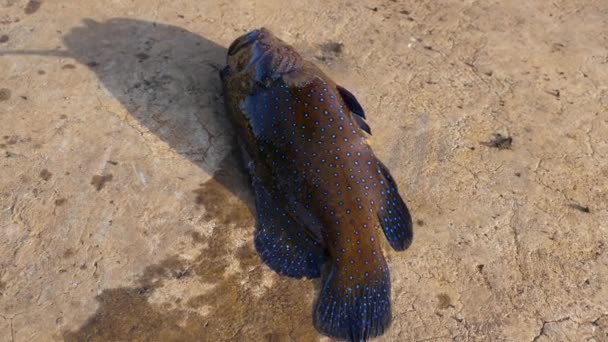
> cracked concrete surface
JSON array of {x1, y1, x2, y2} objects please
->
[{"x1": 1, "y1": 0, "x2": 607, "y2": 341}]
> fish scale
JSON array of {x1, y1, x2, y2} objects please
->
[{"x1": 221, "y1": 28, "x2": 413, "y2": 342}]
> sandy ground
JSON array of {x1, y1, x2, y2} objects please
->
[{"x1": 1, "y1": 0, "x2": 607, "y2": 341}]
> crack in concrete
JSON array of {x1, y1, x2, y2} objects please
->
[
  {"x1": 532, "y1": 317, "x2": 571, "y2": 342},
  {"x1": 532, "y1": 158, "x2": 570, "y2": 203},
  {"x1": 450, "y1": 307, "x2": 471, "y2": 342},
  {"x1": 1, "y1": 314, "x2": 17, "y2": 342},
  {"x1": 95, "y1": 96, "x2": 148, "y2": 138},
  {"x1": 415, "y1": 334, "x2": 451, "y2": 342},
  {"x1": 583, "y1": 122, "x2": 600, "y2": 163},
  {"x1": 592, "y1": 313, "x2": 608, "y2": 326},
  {"x1": 531, "y1": 313, "x2": 608, "y2": 341},
  {"x1": 508, "y1": 201, "x2": 525, "y2": 280},
  {"x1": 451, "y1": 160, "x2": 481, "y2": 193}
]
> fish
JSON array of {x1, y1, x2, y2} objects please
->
[{"x1": 220, "y1": 28, "x2": 413, "y2": 341}]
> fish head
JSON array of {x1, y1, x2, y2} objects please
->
[
  {"x1": 221, "y1": 28, "x2": 305, "y2": 154},
  {"x1": 221, "y1": 28, "x2": 303, "y2": 88}
]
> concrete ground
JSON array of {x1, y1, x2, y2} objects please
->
[{"x1": 1, "y1": 0, "x2": 607, "y2": 341}]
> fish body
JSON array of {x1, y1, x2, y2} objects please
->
[{"x1": 221, "y1": 28, "x2": 413, "y2": 341}]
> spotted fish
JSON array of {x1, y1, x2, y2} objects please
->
[{"x1": 220, "y1": 28, "x2": 413, "y2": 341}]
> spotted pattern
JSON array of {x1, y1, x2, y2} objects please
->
[
  {"x1": 315, "y1": 267, "x2": 391, "y2": 342},
  {"x1": 222, "y1": 28, "x2": 413, "y2": 342}
]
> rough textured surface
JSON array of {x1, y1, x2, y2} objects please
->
[{"x1": 0, "y1": 0, "x2": 606, "y2": 341}]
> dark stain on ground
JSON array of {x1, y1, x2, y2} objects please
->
[
  {"x1": 481, "y1": 133, "x2": 513, "y2": 150},
  {"x1": 55, "y1": 198, "x2": 67, "y2": 206},
  {"x1": 18, "y1": 174, "x2": 29, "y2": 183},
  {"x1": 192, "y1": 174, "x2": 252, "y2": 226},
  {"x1": 593, "y1": 316, "x2": 608, "y2": 340},
  {"x1": 107, "y1": 160, "x2": 118, "y2": 165},
  {"x1": 437, "y1": 293, "x2": 452, "y2": 309},
  {"x1": 189, "y1": 231, "x2": 205, "y2": 244},
  {"x1": 0, "y1": 18, "x2": 20, "y2": 25},
  {"x1": 4, "y1": 135, "x2": 30, "y2": 145},
  {"x1": 193, "y1": 151, "x2": 254, "y2": 216},
  {"x1": 416, "y1": 219, "x2": 425, "y2": 226},
  {"x1": 24, "y1": 0, "x2": 41, "y2": 14},
  {"x1": 545, "y1": 89, "x2": 560, "y2": 98},
  {"x1": 62, "y1": 63, "x2": 76, "y2": 69},
  {"x1": 0, "y1": 35, "x2": 8, "y2": 43},
  {"x1": 63, "y1": 177, "x2": 319, "y2": 341},
  {"x1": 569, "y1": 203, "x2": 590, "y2": 213},
  {"x1": 63, "y1": 288, "x2": 209, "y2": 342},
  {"x1": 63, "y1": 248, "x2": 74, "y2": 258},
  {"x1": 0, "y1": 88, "x2": 11, "y2": 101},
  {"x1": 39, "y1": 168, "x2": 52, "y2": 181},
  {"x1": 135, "y1": 52, "x2": 149, "y2": 61},
  {"x1": 37, "y1": 70, "x2": 45, "y2": 75},
  {"x1": 91, "y1": 174, "x2": 113, "y2": 191},
  {"x1": 320, "y1": 41, "x2": 343, "y2": 54},
  {"x1": 316, "y1": 41, "x2": 344, "y2": 62}
]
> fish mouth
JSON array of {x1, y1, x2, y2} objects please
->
[
  {"x1": 225, "y1": 28, "x2": 301, "y2": 80},
  {"x1": 227, "y1": 28, "x2": 268, "y2": 56},
  {"x1": 225, "y1": 28, "x2": 274, "y2": 75}
]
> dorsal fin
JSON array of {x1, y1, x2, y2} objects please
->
[
  {"x1": 337, "y1": 85, "x2": 366, "y2": 118},
  {"x1": 353, "y1": 115, "x2": 372, "y2": 135}
]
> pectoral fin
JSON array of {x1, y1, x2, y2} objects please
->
[{"x1": 252, "y1": 178, "x2": 326, "y2": 278}]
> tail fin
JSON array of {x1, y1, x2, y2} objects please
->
[{"x1": 314, "y1": 262, "x2": 391, "y2": 341}]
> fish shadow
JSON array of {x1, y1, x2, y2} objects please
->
[
  {"x1": 59, "y1": 19, "x2": 321, "y2": 339},
  {"x1": 2, "y1": 19, "x2": 325, "y2": 339},
  {"x1": 62, "y1": 18, "x2": 252, "y2": 208}
]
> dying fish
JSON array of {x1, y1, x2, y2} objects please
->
[{"x1": 220, "y1": 28, "x2": 413, "y2": 341}]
